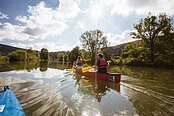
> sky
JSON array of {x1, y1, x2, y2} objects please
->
[{"x1": 0, "y1": 0, "x2": 174, "y2": 52}]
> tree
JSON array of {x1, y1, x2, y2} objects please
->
[
  {"x1": 69, "y1": 46, "x2": 80, "y2": 62},
  {"x1": 27, "y1": 49, "x2": 38, "y2": 61},
  {"x1": 131, "y1": 13, "x2": 173, "y2": 64},
  {"x1": 0, "y1": 56, "x2": 8, "y2": 64},
  {"x1": 57, "y1": 51, "x2": 69, "y2": 62},
  {"x1": 80, "y1": 29, "x2": 108, "y2": 64},
  {"x1": 39, "y1": 61, "x2": 48, "y2": 72},
  {"x1": 40, "y1": 48, "x2": 49, "y2": 61},
  {"x1": 102, "y1": 47, "x2": 111, "y2": 61},
  {"x1": 122, "y1": 41, "x2": 149, "y2": 65},
  {"x1": 156, "y1": 14, "x2": 174, "y2": 64},
  {"x1": 8, "y1": 50, "x2": 27, "y2": 61}
]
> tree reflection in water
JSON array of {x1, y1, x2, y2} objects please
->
[
  {"x1": 39, "y1": 61, "x2": 48, "y2": 72},
  {"x1": 0, "y1": 61, "x2": 72, "y2": 72}
]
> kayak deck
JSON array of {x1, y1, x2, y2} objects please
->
[
  {"x1": 0, "y1": 86, "x2": 25, "y2": 116},
  {"x1": 74, "y1": 67, "x2": 121, "y2": 83}
]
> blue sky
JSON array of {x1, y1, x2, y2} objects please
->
[{"x1": 0, "y1": 0, "x2": 174, "y2": 51}]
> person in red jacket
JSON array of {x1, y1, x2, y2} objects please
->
[{"x1": 97, "y1": 53, "x2": 107, "y2": 73}]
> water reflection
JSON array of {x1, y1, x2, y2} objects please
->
[
  {"x1": 39, "y1": 61, "x2": 48, "y2": 72},
  {"x1": 109, "y1": 66, "x2": 174, "y2": 116},
  {"x1": 74, "y1": 74, "x2": 120, "y2": 102},
  {"x1": 0, "y1": 61, "x2": 72, "y2": 72},
  {"x1": 0, "y1": 63, "x2": 173, "y2": 115},
  {"x1": 9, "y1": 61, "x2": 39, "y2": 71}
]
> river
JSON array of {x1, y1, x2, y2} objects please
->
[{"x1": 0, "y1": 61, "x2": 174, "y2": 116}]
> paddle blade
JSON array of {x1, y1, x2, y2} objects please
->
[
  {"x1": 82, "y1": 66, "x2": 92, "y2": 73},
  {"x1": 70, "y1": 68, "x2": 74, "y2": 72}
]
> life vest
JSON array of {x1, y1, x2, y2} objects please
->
[
  {"x1": 99, "y1": 59, "x2": 107, "y2": 68},
  {"x1": 77, "y1": 59, "x2": 83, "y2": 65},
  {"x1": 79, "y1": 59, "x2": 83, "y2": 65}
]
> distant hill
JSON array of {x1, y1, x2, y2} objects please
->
[
  {"x1": 107, "y1": 43, "x2": 127, "y2": 56},
  {"x1": 0, "y1": 44, "x2": 26, "y2": 56},
  {"x1": 0, "y1": 42, "x2": 132, "y2": 57}
]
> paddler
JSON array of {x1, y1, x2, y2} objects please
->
[
  {"x1": 96, "y1": 53, "x2": 108, "y2": 73},
  {"x1": 76, "y1": 56, "x2": 83, "y2": 67}
]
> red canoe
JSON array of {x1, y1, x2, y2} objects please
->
[{"x1": 74, "y1": 67, "x2": 121, "y2": 83}]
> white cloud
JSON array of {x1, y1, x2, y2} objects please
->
[
  {"x1": 0, "y1": 11, "x2": 9, "y2": 19},
  {"x1": 0, "y1": 1, "x2": 80, "y2": 41},
  {"x1": 10, "y1": 42, "x2": 79, "y2": 52},
  {"x1": 85, "y1": 0, "x2": 174, "y2": 17},
  {"x1": 15, "y1": 1, "x2": 80, "y2": 39},
  {"x1": 2, "y1": 0, "x2": 174, "y2": 51},
  {"x1": 107, "y1": 0, "x2": 174, "y2": 16},
  {"x1": 77, "y1": 21, "x2": 84, "y2": 29},
  {"x1": 58, "y1": 0, "x2": 81, "y2": 19},
  {"x1": 0, "y1": 22, "x2": 29, "y2": 41},
  {"x1": 106, "y1": 30, "x2": 136, "y2": 46}
]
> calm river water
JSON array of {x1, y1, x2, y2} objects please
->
[{"x1": 0, "y1": 61, "x2": 174, "y2": 116}]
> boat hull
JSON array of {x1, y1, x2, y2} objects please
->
[
  {"x1": 0, "y1": 88, "x2": 25, "y2": 116},
  {"x1": 74, "y1": 67, "x2": 121, "y2": 83}
]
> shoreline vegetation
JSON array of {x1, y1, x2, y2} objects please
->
[{"x1": 0, "y1": 13, "x2": 174, "y2": 69}]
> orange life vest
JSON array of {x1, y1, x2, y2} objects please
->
[{"x1": 99, "y1": 59, "x2": 107, "y2": 68}]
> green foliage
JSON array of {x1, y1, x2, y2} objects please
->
[
  {"x1": 6, "y1": 49, "x2": 38, "y2": 62},
  {"x1": 69, "y1": 46, "x2": 80, "y2": 62},
  {"x1": 83, "y1": 59, "x2": 91, "y2": 65},
  {"x1": 131, "y1": 13, "x2": 173, "y2": 64},
  {"x1": 8, "y1": 61, "x2": 38, "y2": 71},
  {"x1": 123, "y1": 41, "x2": 149, "y2": 61},
  {"x1": 80, "y1": 29, "x2": 108, "y2": 64},
  {"x1": 9, "y1": 61, "x2": 26, "y2": 70},
  {"x1": 57, "y1": 52, "x2": 63, "y2": 61},
  {"x1": 57, "y1": 51, "x2": 70, "y2": 62},
  {"x1": 121, "y1": 40, "x2": 153, "y2": 66},
  {"x1": 39, "y1": 61, "x2": 48, "y2": 72},
  {"x1": 102, "y1": 47, "x2": 111, "y2": 61},
  {"x1": 40, "y1": 48, "x2": 49, "y2": 61},
  {"x1": 8, "y1": 50, "x2": 27, "y2": 61},
  {"x1": 27, "y1": 49, "x2": 38, "y2": 61},
  {"x1": 80, "y1": 49, "x2": 91, "y2": 64},
  {"x1": 0, "y1": 56, "x2": 8, "y2": 64}
]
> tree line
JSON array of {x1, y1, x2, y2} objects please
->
[{"x1": 0, "y1": 48, "x2": 49, "y2": 63}]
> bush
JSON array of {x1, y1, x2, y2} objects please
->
[
  {"x1": 27, "y1": 49, "x2": 38, "y2": 61},
  {"x1": 83, "y1": 59, "x2": 91, "y2": 65},
  {"x1": 8, "y1": 50, "x2": 27, "y2": 61},
  {"x1": 110, "y1": 57, "x2": 123, "y2": 65},
  {"x1": 0, "y1": 56, "x2": 8, "y2": 64}
]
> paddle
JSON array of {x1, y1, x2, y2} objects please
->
[
  {"x1": 70, "y1": 66, "x2": 92, "y2": 73},
  {"x1": 82, "y1": 66, "x2": 92, "y2": 73},
  {"x1": 70, "y1": 68, "x2": 74, "y2": 72}
]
